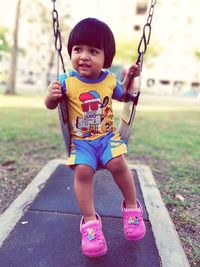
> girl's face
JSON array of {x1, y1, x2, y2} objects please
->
[{"x1": 71, "y1": 44, "x2": 105, "y2": 78}]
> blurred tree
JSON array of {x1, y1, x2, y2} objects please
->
[
  {"x1": 0, "y1": 26, "x2": 11, "y2": 56},
  {"x1": 116, "y1": 38, "x2": 138, "y2": 64},
  {"x1": 194, "y1": 49, "x2": 200, "y2": 60},
  {"x1": 0, "y1": 27, "x2": 11, "y2": 87},
  {"x1": 116, "y1": 37, "x2": 159, "y2": 65},
  {"x1": 6, "y1": 0, "x2": 21, "y2": 95},
  {"x1": 24, "y1": 0, "x2": 71, "y2": 86},
  {"x1": 4, "y1": 0, "x2": 71, "y2": 94}
]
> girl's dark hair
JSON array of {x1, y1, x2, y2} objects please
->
[{"x1": 67, "y1": 18, "x2": 116, "y2": 68}]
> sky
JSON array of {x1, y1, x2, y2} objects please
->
[
  {"x1": 0, "y1": 0, "x2": 138, "y2": 60},
  {"x1": 0, "y1": 0, "x2": 135, "y2": 37},
  {"x1": 0, "y1": 0, "x2": 125, "y2": 24},
  {"x1": 0, "y1": 0, "x2": 16, "y2": 26}
]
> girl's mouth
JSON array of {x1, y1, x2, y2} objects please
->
[{"x1": 79, "y1": 64, "x2": 91, "y2": 69}]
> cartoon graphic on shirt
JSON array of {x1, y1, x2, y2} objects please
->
[{"x1": 76, "y1": 91, "x2": 110, "y2": 137}]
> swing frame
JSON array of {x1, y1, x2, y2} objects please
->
[{"x1": 50, "y1": 0, "x2": 156, "y2": 153}]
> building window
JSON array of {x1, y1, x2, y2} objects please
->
[
  {"x1": 134, "y1": 24, "x2": 141, "y2": 31},
  {"x1": 136, "y1": 0, "x2": 148, "y2": 15}
]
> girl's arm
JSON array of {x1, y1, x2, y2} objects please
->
[
  {"x1": 45, "y1": 81, "x2": 62, "y2": 109},
  {"x1": 122, "y1": 63, "x2": 140, "y2": 93}
]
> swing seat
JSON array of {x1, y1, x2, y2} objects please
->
[
  {"x1": 58, "y1": 95, "x2": 71, "y2": 157},
  {"x1": 118, "y1": 91, "x2": 140, "y2": 144},
  {"x1": 58, "y1": 96, "x2": 139, "y2": 158}
]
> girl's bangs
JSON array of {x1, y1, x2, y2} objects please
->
[{"x1": 72, "y1": 25, "x2": 103, "y2": 49}]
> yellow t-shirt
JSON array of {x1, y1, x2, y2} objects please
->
[{"x1": 60, "y1": 70, "x2": 123, "y2": 140}]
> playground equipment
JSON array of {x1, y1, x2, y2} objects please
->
[{"x1": 51, "y1": 0, "x2": 156, "y2": 155}]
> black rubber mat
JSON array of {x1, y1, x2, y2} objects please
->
[{"x1": 0, "y1": 164, "x2": 161, "y2": 267}]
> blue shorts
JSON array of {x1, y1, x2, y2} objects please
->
[{"x1": 67, "y1": 131, "x2": 127, "y2": 171}]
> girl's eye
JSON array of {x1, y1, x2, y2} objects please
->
[
  {"x1": 73, "y1": 46, "x2": 81, "y2": 52},
  {"x1": 90, "y1": 49, "x2": 98, "y2": 55}
]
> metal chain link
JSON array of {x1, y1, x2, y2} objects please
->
[
  {"x1": 125, "y1": 0, "x2": 156, "y2": 102},
  {"x1": 136, "y1": 0, "x2": 156, "y2": 69},
  {"x1": 51, "y1": 0, "x2": 66, "y2": 76}
]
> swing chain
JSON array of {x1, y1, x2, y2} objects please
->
[
  {"x1": 125, "y1": 0, "x2": 156, "y2": 102},
  {"x1": 51, "y1": 0, "x2": 66, "y2": 74},
  {"x1": 136, "y1": 0, "x2": 156, "y2": 69}
]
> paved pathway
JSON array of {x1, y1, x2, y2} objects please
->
[{"x1": 0, "y1": 159, "x2": 190, "y2": 267}]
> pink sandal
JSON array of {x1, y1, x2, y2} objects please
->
[
  {"x1": 80, "y1": 213, "x2": 107, "y2": 257},
  {"x1": 122, "y1": 200, "x2": 146, "y2": 241}
]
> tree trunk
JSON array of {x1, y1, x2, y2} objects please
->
[{"x1": 6, "y1": 0, "x2": 21, "y2": 95}]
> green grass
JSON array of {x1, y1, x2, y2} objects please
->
[
  {"x1": 129, "y1": 111, "x2": 200, "y2": 160},
  {"x1": 0, "y1": 94, "x2": 200, "y2": 266},
  {"x1": 129, "y1": 110, "x2": 200, "y2": 201},
  {"x1": 0, "y1": 107, "x2": 63, "y2": 165}
]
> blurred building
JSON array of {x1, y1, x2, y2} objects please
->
[
  {"x1": 94, "y1": 0, "x2": 200, "y2": 96},
  {"x1": 0, "y1": 0, "x2": 200, "y2": 96},
  {"x1": 131, "y1": 0, "x2": 200, "y2": 96}
]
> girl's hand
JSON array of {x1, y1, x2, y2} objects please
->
[
  {"x1": 127, "y1": 63, "x2": 140, "y2": 78},
  {"x1": 122, "y1": 63, "x2": 140, "y2": 92},
  {"x1": 48, "y1": 81, "x2": 62, "y2": 101}
]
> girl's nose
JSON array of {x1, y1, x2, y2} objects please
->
[{"x1": 80, "y1": 51, "x2": 89, "y2": 60}]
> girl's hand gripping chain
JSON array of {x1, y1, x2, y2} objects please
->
[
  {"x1": 45, "y1": 81, "x2": 62, "y2": 109},
  {"x1": 122, "y1": 63, "x2": 141, "y2": 103},
  {"x1": 48, "y1": 80, "x2": 62, "y2": 100}
]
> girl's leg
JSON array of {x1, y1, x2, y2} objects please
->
[
  {"x1": 106, "y1": 155, "x2": 146, "y2": 241},
  {"x1": 74, "y1": 164, "x2": 108, "y2": 256},
  {"x1": 74, "y1": 164, "x2": 96, "y2": 222},
  {"x1": 106, "y1": 155, "x2": 137, "y2": 209}
]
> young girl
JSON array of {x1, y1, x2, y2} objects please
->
[{"x1": 45, "y1": 18, "x2": 146, "y2": 257}]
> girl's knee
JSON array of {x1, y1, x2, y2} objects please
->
[
  {"x1": 74, "y1": 164, "x2": 94, "y2": 180},
  {"x1": 106, "y1": 155, "x2": 127, "y2": 174}
]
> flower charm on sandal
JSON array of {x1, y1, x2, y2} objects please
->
[
  {"x1": 87, "y1": 228, "x2": 96, "y2": 241},
  {"x1": 128, "y1": 216, "x2": 139, "y2": 225}
]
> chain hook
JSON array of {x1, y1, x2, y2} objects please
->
[
  {"x1": 125, "y1": 0, "x2": 156, "y2": 100},
  {"x1": 51, "y1": 0, "x2": 66, "y2": 76}
]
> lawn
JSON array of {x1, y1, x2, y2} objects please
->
[{"x1": 0, "y1": 93, "x2": 200, "y2": 266}]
